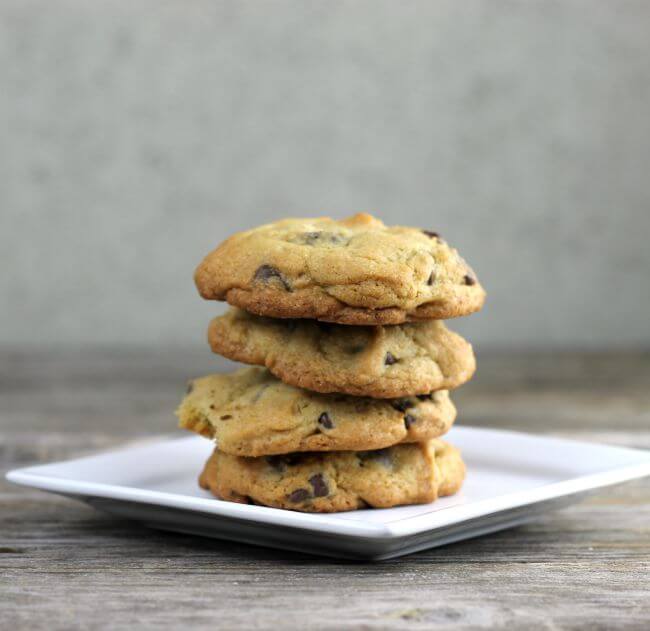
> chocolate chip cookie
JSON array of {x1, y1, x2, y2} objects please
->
[
  {"x1": 195, "y1": 213, "x2": 485, "y2": 325},
  {"x1": 208, "y1": 308, "x2": 475, "y2": 398},
  {"x1": 199, "y1": 439, "x2": 465, "y2": 512},
  {"x1": 177, "y1": 367, "x2": 456, "y2": 456}
]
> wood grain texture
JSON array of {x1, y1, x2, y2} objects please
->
[{"x1": 1, "y1": 349, "x2": 649, "y2": 630}]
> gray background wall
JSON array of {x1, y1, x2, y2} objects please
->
[{"x1": 2, "y1": 0, "x2": 649, "y2": 350}]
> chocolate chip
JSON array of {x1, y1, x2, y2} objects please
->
[
  {"x1": 385, "y1": 352, "x2": 398, "y2": 365},
  {"x1": 287, "y1": 488, "x2": 310, "y2": 503},
  {"x1": 318, "y1": 412, "x2": 334, "y2": 429},
  {"x1": 253, "y1": 265, "x2": 291, "y2": 291},
  {"x1": 427, "y1": 271, "x2": 435, "y2": 286},
  {"x1": 294, "y1": 231, "x2": 348, "y2": 246},
  {"x1": 391, "y1": 399, "x2": 413, "y2": 412},
  {"x1": 416, "y1": 393, "x2": 433, "y2": 401},
  {"x1": 422, "y1": 230, "x2": 440, "y2": 238},
  {"x1": 404, "y1": 414, "x2": 417, "y2": 429},
  {"x1": 327, "y1": 233, "x2": 348, "y2": 244},
  {"x1": 265, "y1": 454, "x2": 302, "y2": 472},
  {"x1": 358, "y1": 448, "x2": 393, "y2": 468},
  {"x1": 309, "y1": 474, "x2": 329, "y2": 497},
  {"x1": 185, "y1": 381, "x2": 194, "y2": 394},
  {"x1": 219, "y1": 414, "x2": 232, "y2": 420},
  {"x1": 463, "y1": 274, "x2": 476, "y2": 286},
  {"x1": 253, "y1": 264, "x2": 280, "y2": 282}
]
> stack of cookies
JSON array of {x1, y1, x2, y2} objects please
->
[{"x1": 177, "y1": 213, "x2": 485, "y2": 513}]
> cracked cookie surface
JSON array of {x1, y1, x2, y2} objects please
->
[
  {"x1": 177, "y1": 367, "x2": 456, "y2": 456},
  {"x1": 208, "y1": 309, "x2": 475, "y2": 398},
  {"x1": 195, "y1": 213, "x2": 485, "y2": 324},
  {"x1": 198, "y1": 439, "x2": 465, "y2": 512}
]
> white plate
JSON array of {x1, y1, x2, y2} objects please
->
[{"x1": 7, "y1": 427, "x2": 650, "y2": 560}]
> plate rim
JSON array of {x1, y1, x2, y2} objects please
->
[{"x1": 7, "y1": 427, "x2": 650, "y2": 540}]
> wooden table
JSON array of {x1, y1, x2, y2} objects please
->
[{"x1": 2, "y1": 350, "x2": 649, "y2": 629}]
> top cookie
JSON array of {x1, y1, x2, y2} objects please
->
[{"x1": 195, "y1": 213, "x2": 485, "y2": 325}]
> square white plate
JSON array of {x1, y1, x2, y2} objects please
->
[{"x1": 7, "y1": 427, "x2": 650, "y2": 560}]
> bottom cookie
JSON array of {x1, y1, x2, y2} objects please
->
[{"x1": 198, "y1": 440, "x2": 465, "y2": 513}]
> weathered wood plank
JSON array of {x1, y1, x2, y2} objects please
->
[{"x1": 1, "y1": 350, "x2": 649, "y2": 630}]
